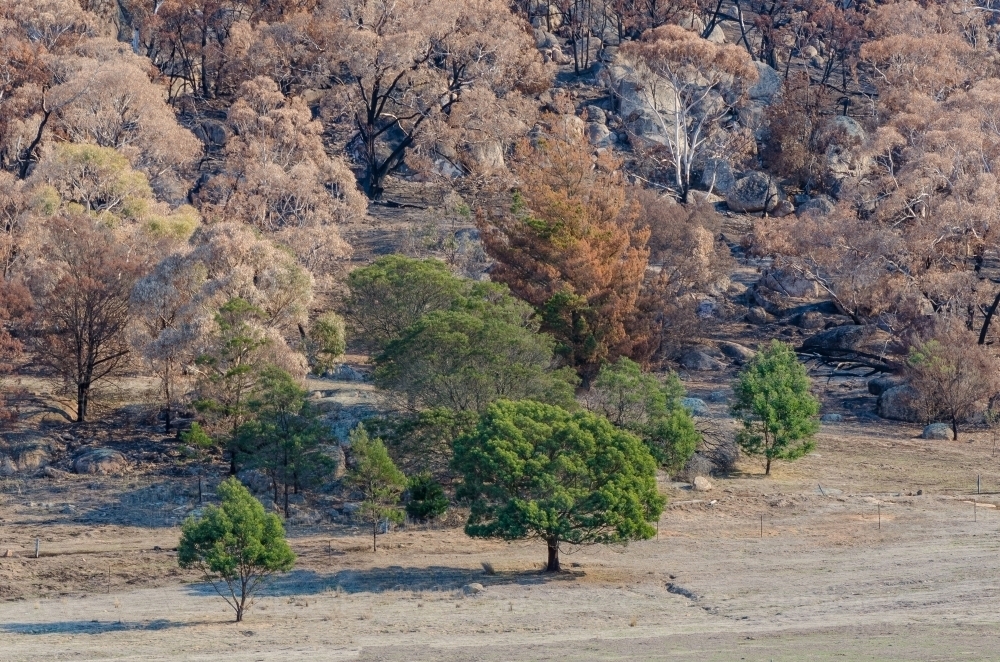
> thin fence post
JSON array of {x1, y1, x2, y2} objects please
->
[
  {"x1": 34, "y1": 538, "x2": 39, "y2": 559},
  {"x1": 878, "y1": 504, "x2": 881, "y2": 530},
  {"x1": 978, "y1": 474, "x2": 981, "y2": 495}
]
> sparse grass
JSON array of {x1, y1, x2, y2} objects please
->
[{"x1": 481, "y1": 561, "x2": 495, "y2": 575}]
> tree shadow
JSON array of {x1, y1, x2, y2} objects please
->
[
  {"x1": 1, "y1": 619, "x2": 190, "y2": 635},
  {"x1": 184, "y1": 565, "x2": 579, "y2": 598}
]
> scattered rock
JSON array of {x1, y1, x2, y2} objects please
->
[
  {"x1": 796, "y1": 194, "x2": 836, "y2": 218},
  {"x1": 699, "y1": 158, "x2": 737, "y2": 195},
  {"x1": 801, "y1": 45, "x2": 819, "y2": 59},
  {"x1": 867, "y1": 376, "x2": 900, "y2": 397},
  {"x1": 692, "y1": 476, "x2": 713, "y2": 491},
  {"x1": 801, "y1": 325, "x2": 881, "y2": 353},
  {"x1": 745, "y1": 306, "x2": 774, "y2": 325},
  {"x1": 791, "y1": 310, "x2": 827, "y2": 330},
  {"x1": 585, "y1": 121, "x2": 613, "y2": 147},
  {"x1": 325, "y1": 364, "x2": 367, "y2": 382},
  {"x1": 2, "y1": 549, "x2": 12, "y2": 557},
  {"x1": 680, "y1": 397, "x2": 710, "y2": 416},
  {"x1": 748, "y1": 62, "x2": 782, "y2": 104},
  {"x1": 718, "y1": 341, "x2": 756, "y2": 363},
  {"x1": 42, "y1": 466, "x2": 68, "y2": 480},
  {"x1": 726, "y1": 171, "x2": 782, "y2": 214},
  {"x1": 771, "y1": 199, "x2": 795, "y2": 217},
  {"x1": 820, "y1": 413, "x2": 843, "y2": 423},
  {"x1": 73, "y1": 448, "x2": 128, "y2": 475},
  {"x1": 708, "y1": 391, "x2": 728, "y2": 403},
  {"x1": 678, "y1": 350, "x2": 724, "y2": 372},
  {"x1": 463, "y1": 583, "x2": 486, "y2": 595},
  {"x1": 761, "y1": 268, "x2": 823, "y2": 299},
  {"x1": 877, "y1": 385, "x2": 920, "y2": 422},
  {"x1": 922, "y1": 423, "x2": 954, "y2": 440},
  {"x1": 584, "y1": 105, "x2": 607, "y2": 124}
]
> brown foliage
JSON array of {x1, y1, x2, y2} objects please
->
[
  {"x1": 478, "y1": 126, "x2": 659, "y2": 379},
  {"x1": 200, "y1": 77, "x2": 359, "y2": 286},
  {"x1": 637, "y1": 189, "x2": 731, "y2": 346},
  {"x1": 620, "y1": 24, "x2": 757, "y2": 200},
  {"x1": 904, "y1": 324, "x2": 1000, "y2": 440},
  {"x1": 318, "y1": 0, "x2": 550, "y2": 198},
  {"x1": 26, "y1": 215, "x2": 145, "y2": 422}
]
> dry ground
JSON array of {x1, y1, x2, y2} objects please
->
[{"x1": 5, "y1": 396, "x2": 1000, "y2": 660}]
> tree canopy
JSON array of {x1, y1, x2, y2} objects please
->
[
  {"x1": 453, "y1": 399, "x2": 664, "y2": 571},
  {"x1": 178, "y1": 477, "x2": 295, "y2": 622},
  {"x1": 731, "y1": 341, "x2": 820, "y2": 476}
]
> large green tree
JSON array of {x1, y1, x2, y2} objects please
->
[
  {"x1": 453, "y1": 400, "x2": 664, "y2": 572},
  {"x1": 731, "y1": 341, "x2": 820, "y2": 476},
  {"x1": 374, "y1": 282, "x2": 577, "y2": 412},
  {"x1": 343, "y1": 256, "x2": 466, "y2": 353},
  {"x1": 178, "y1": 478, "x2": 295, "y2": 622}
]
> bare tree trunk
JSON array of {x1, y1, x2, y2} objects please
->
[
  {"x1": 373, "y1": 518, "x2": 378, "y2": 552},
  {"x1": 77, "y1": 383, "x2": 89, "y2": 423},
  {"x1": 283, "y1": 481, "x2": 289, "y2": 519},
  {"x1": 952, "y1": 418, "x2": 959, "y2": 441},
  {"x1": 546, "y1": 537, "x2": 560, "y2": 572},
  {"x1": 765, "y1": 455, "x2": 771, "y2": 475}
]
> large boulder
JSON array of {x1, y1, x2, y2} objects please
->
[
  {"x1": 605, "y1": 63, "x2": 680, "y2": 147},
  {"x1": 678, "y1": 349, "x2": 724, "y2": 372},
  {"x1": 813, "y1": 116, "x2": 871, "y2": 186},
  {"x1": 681, "y1": 398, "x2": 710, "y2": 416},
  {"x1": 922, "y1": 423, "x2": 953, "y2": 440},
  {"x1": 748, "y1": 62, "x2": 782, "y2": 104},
  {"x1": 760, "y1": 268, "x2": 823, "y2": 299},
  {"x1": 726, "y1": 172, "x2": 782, "y2": 213},
  {"x1": 0, "y1": 431, "x2": 57, "y2": 476},
  {"x1": 867, "y1": 376, "x2": 900, "y2": 397},
  {"x1": 73, "y1": 448, "x2": 128, "y2": 475},
  {"x1": 464, "y1": 141, "x2": 505, "y2": 172},
  {"x1": 801, "y1": 325, "x2": 881, "y2": 353},
  {"x1": 699, "y1": 158, "x2": 737, "y2": 195},
  {"x1": 718, "y1": 341, "x2": 756, "y2": 363},
  {"x1": 585, "y1": 122, "x2": 613, "y2": 147},
  {"x1": 796, "y1": 194, "x2": 836, "y2": 218},
  {"x1": 877, "y1": 385, "x2": 920, "y2": 422}
]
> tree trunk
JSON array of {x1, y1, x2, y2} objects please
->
[
  {"x1": 765, "y1": 456, "x2": 771, "y2": 476},
  {"x1": 373, "y1": 518, "x2": 378, "y2": 552},
  {"x1": 546, "y1": 537, "x2": 560, "y2": 572},
  {"x1": 953, "y1": 418, "x2": 959, "y2": 441},
  {"x1": 163, "y1": 364, "x2": 172, "y2": 433},
  {"x1": 283, "y1": 482, "x2": 289, "y2": 519},
  {"x1": 76, "y1": 383, "x2": 89, "y2": 423}
]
